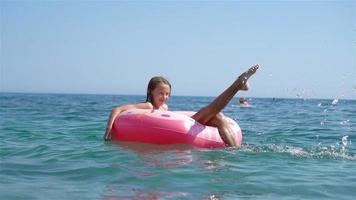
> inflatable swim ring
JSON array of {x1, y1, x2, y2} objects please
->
[{"x1": 111, "y1": 109, "x2": 242, "y2": 148}]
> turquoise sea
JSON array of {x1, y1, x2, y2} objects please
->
[{"x1": 1, "y1": 93, "x2": 355, "y2": 200}]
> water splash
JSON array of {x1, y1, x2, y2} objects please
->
[
  {"x1": 240, "y1": 144, "x2": 305, "y2": 155},
  {"x1": 339, "y1": 120, "x2": 350, "y2": 125},
  {"x1": 340, "y1": 135, "x2": 350, "y2": 152},
  {"x1": 320, "y1": 121, "x2": 325, "y2": 126},
  {"x1": 239, "y1": 142, "x2": 356, "y2": 160},
  {"x1": 331, "y1": 98, "x2": 338, "y2": 105}
]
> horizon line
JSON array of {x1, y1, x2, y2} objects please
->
[{"x1": 1, "y1": 91, "x2": 355, "y2": 101}]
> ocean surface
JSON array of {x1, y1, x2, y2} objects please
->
[{"x1": 1, "y1": 93, "x2": 355, "y2": 200}]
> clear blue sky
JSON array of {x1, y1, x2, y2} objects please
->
[{"x1": 1, "y1": 1, "x2": 355, "y2": 99}]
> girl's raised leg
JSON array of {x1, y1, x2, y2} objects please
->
[{"x1": 191, "y1": 64, "x2": 259, "y2": 146}]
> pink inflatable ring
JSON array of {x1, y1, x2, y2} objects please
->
[{"x1": 111, "y1": 109, "x2": 242, "y2": 148}]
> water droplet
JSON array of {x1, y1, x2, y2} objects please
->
[
  {"x1": 340, "y1": 120, "x2": 350, "y2": 125},
  {"x1": 342, "y1": 136, "x2": 349, "y2": 146}
]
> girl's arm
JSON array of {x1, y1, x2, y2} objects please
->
[{"x1": 103, "y1": 102, "x2": 153, "y2": 141}]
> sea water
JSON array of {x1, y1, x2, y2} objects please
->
[{"x1": 1, "y1": 93, "x2": 355, "y2": 199}]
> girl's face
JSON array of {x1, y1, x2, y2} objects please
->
[{"x1": 150, "y1": 83, "x2": 170, "y2": 108}]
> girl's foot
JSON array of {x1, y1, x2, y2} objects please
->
[
  {"x1": 237, "y1": 64, "x2": 259, "y2": 90},
  {"x1": 104, "y1": 131, "x2": 112, "y2": 141}
]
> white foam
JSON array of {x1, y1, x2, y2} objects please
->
[{"x1": 239, "y1": 143, "x2": 356, "y2": 160}]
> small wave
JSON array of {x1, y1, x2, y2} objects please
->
[{"x1": 239, "y1": 143, "x2": 356, "y2": 160}]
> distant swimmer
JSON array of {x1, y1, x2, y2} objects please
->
[{"x1": 239, "y1": 97, "x2": 250, "y2": 107}]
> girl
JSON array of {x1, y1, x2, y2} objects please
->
[{"x1": 104, "y1": 64, "x2": 259, "y2": 147}]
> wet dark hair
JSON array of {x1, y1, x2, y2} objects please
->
[
  {"x1": 146, "y1": 76, "x2": 171, "y2": 103},
  {"x1": 239, "y1": 97, "x2": 247, "y2": 103}
]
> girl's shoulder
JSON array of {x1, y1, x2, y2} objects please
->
[
  {"x1": 121, "y1": 102, "x2": 153, "y2": 111},
  {"x1": 135, "y1": 102, "x2": 154, "y2": 110}
]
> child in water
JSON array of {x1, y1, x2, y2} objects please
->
[
  {"x1": 104, "y1": 64, "x2": 259, "y2": 147},
  {"x1": 239, "y1": 97, "x2": 250, "y2": 107}
]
